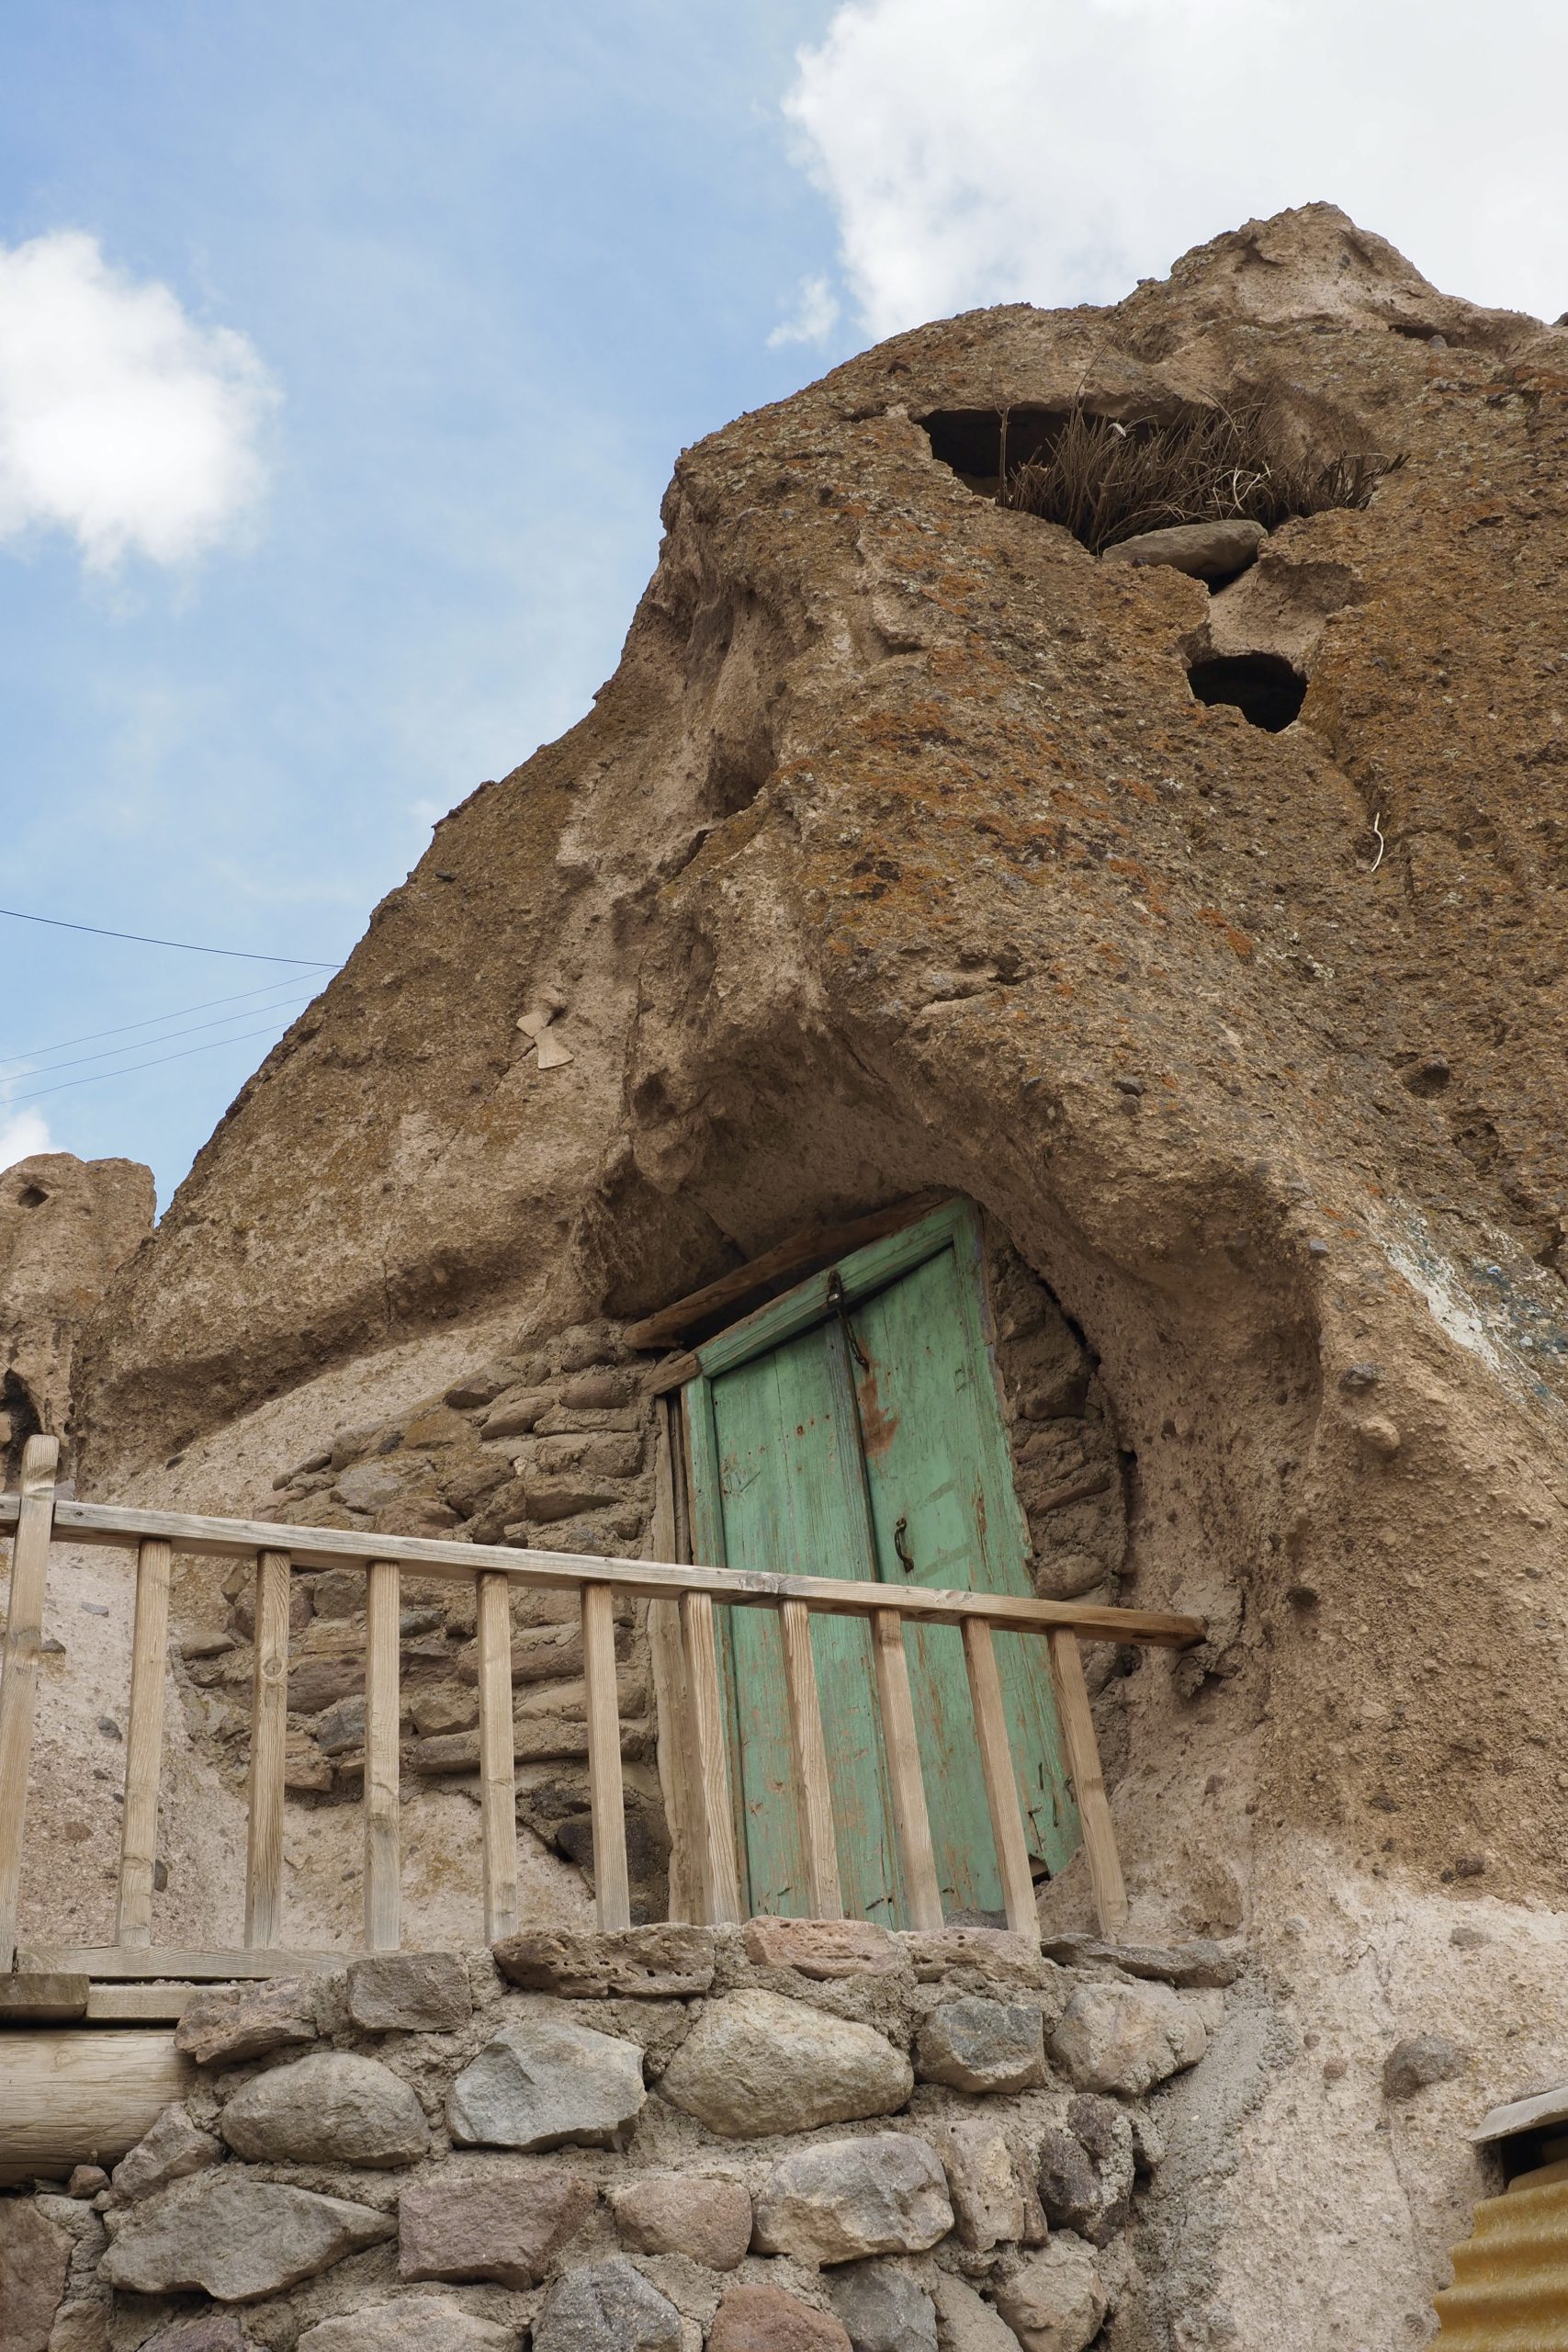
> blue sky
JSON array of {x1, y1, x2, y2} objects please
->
[{"x1": 5, "y1": 0, "x2": 1564, "y2": 1205}]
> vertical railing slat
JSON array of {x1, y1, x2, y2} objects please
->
[
  {"x1": 780, "y1": 1598, "x2": 842, "y2": 1919},
  {"x1": 0, "y1": 1434, "x2": 60, "y2": 1968},
  {"x1": 116, "y1": 1537, "x2": 173, "y2": 1948},
  {"x1": 477, "y1": 1570, "x2": 519, "y2": 1942},
  {"x1": 244, "y1": 1548, "x2": 290, "y2": 1949},
  {"x1": 648, "y1": 1400, "x2": 701, "y2": 1924},
  {"x1": 679, "y1": 1590, "x2": 742, "y2": 1925},
  {"x1": 1047, "y1": 1627, "x2": 1129, "y2": 1939},
  {"x1": 363, "y1": 1558, "x2": 400, "y2": 1951},
  {"x1": 871, "y1": 1606, "x2": 943, "y2": 1932},
  {"x1": 582, "y1": 1583, "x2": 631, "y2": 1931},
  {"x1": 961, "y1": 1616, "x2": 1039, "y2": 1941}
]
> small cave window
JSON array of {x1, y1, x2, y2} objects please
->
[
  {"x1": 16, "y1": 1184, "x2": 48, "y2": 1210},
  {"x1": 1188, "y1": 653, "x2": 1306, "y2": 733}
]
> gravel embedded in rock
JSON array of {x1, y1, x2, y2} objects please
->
[
  {"x1": 220, "y1": 2051, "x2": 430, "y2": 2166},
  {"x1": 753, "y1": 2132, "x2": 953, "y2": 2264},
  {"x1": 915, "y1": 1996, "x2": 1045, "y2": 2093},
  {"x1": 1382, "y1": 2033, "x2": 1465, "y2": 2098},
  {"x1": 448, "y1": 2014, "x2": 646, "y2": 2150},
  {"x1": 659, "y1": 1988, "x2": 912, "y2": 2137},
  {"x1": 532, "y1": 2256, "x2": 683, "y2": 2352},
  {"x1": 100, "y1": 2173, "x2": 394, "y2": 2301},
  {"x1": 611, "y1": 2173, "x2": 752, "y2": 2269},
  {"x1": 399, "y1": 2169, "x2": 595, "y2": 2288}
]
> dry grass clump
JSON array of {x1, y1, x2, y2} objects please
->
[{"x1": 998, "y1": 392, "x2": 1401, "y2": 554}]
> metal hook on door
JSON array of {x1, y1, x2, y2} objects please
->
[{"x1": 892, "y1": 1514, "x2": 915, "y2": 1577}]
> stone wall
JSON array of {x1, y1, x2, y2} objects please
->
[
  {"x1": 1, "y1": 1923, "x2": 1242, "y2": 2352},
  {"x1": 0, "y1": 1153, "x2": 153, "y2": 1484}
]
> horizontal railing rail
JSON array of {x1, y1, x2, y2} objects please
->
[{"x1": 1, "y1": 1440, "x2": 1204, "y2": 1976}]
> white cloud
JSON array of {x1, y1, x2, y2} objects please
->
[
  {"x1": 0, "y1": 231, "x2": 276, "y2": 569},
  {"x1": 768, "y1": 273, "x2": 842, "y2": 348},
  {"x1": 0, "y1": 1108, "x2": 55, "y2": 1175},
  {"x1": 784, "y1": 0, "x2": 1568, "y2": 338}
]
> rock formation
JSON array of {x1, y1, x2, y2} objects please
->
[
  {"x1": 0, "y1": 1152, "x2": 152, "y2": 1479},
  {"x1": 10, "y1": 201, "x2": 1568, "y2": 2345}
]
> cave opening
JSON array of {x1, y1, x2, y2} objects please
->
[{"x1": 1187, "y1": 652, "x2": 1306, "y2": 732}]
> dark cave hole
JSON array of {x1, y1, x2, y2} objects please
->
[
  {"x1": 1, "y1": 1371, "x2": 42, "y2": 1487},
  {"x1": 1188, "y1": 653, "x2": 1306, "y2": 732},
  {"x1": 16, "y1": 1183, "x2": 47, "y2": 1209}
]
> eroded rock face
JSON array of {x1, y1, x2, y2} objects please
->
[
  {"x1": 0, "y1": 2198, "x2": 70, "y2": 2352},
  {"x1": 99, "y1": 2174, "x2": 394, "y2": 2301},
  {"x1": 659, "y1": 1990, "x2": 912, "y2": 2137},
  {"x1": 532, "y1": 2257, "x2": 683, "y2": 2352},
  {"x1": 447, "y1": 2015, "x2": 645, "y2": 2150},
  {"x1": 173, "y1": 1979, "x2": 319, "y2": 2067},
  {"x1": 752, "y1": 2133, "x2": 953, "y2": 2264},
  {"x1": 0, "y1": 1152, "x2": 152, "y2": 1476},
  {"x1": 219, "y1": 2051, "x2": 431, "y2": 2166}
]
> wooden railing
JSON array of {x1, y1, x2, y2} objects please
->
[{"x1": 0, "y1": 1436, "x2": 1203, "y2": 1975}]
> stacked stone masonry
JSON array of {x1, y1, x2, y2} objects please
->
[{"x1": 1, "y1": 1923, "x2": 1234, "y2": 2352}]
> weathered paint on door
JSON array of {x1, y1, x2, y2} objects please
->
[{"x1": 682, "y1": 1201, "x2": 1079, "y2": 1925}]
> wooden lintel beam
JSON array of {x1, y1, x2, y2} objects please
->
[{"x1": 623, "y1": 1194, "x2": 942, "y2": 1351}]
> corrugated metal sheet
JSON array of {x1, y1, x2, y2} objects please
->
[{"x1": 1434, "y1": 2162, "x2": 1568, "y2": 2346}]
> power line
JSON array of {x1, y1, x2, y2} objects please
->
[
  {"x1": 2, "y1": 988, "x2": 317, "y2": 1083},
  {"x1": 6, "y1": 1022, "x2": 295, "y2": 1105},
  {"x1": 0, "y1": 975, "x2": 319, "y2": 1074},
  {"x1": 0, "y1": 904, "x2": 343, "y2": 967}
]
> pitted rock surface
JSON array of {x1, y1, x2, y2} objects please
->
[
  {"x1": 299, "y1": 2299, "x2": 518, "y2": 2352},
  {"x1": 829, "y1": 2259, "x2": 939, "y2": 2352},
  {"x1": 1048, "y1": 1980, "x2": 1206, "y2": 2096},
  {"x1": 492, "y1": 1924, "x2": 715, "y2": 1998},
  {"x1": 659, "y1": 1989, "x2": 912, "y2": 2137},
  {"x1": 611, "y1": 2172, "x2": 752, "y2": 2270},
  {"x1": 100, "y1": 2173, "x2": 394, "y2": 2301},
  {"x1": 219, "y1": 2051, "x2": 430, "y2": 2166},
  {"x1": 447, "y1": 2015, "x2": 645, "y2": 2150},
  {"x1": 937, "y1": 2115, "x2": 1027, "y2": 2251},
  {"x1": 915, "y1": 1996, "x2": 1046, "y2": 2094},
  {"x1": 741, "y1": 1918, "x2": 903, "y2": 1979},
  {"x1": 752, "y1": 2133, "x2": 953, "y2": 2264},
  {"x1": 399, "y1": 2169, "x2": 596, "y2": 2287},
  {"x1": 532, "y1": 2256, "x2": 683, "y2": 2352}
]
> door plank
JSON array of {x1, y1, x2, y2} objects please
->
[
  {"x1": 871, "y1": 1609, "x2": 944, "y2": 1931},
  {"x1": 1047, "y1": 1629, "x2": 1129, "y2": 1938},
  {"x1": 780, "y1": 1599, "x2": 843, "y2": 1918},
  {"x1": 962, "y1": 1618, "x2": 1040, "y2": 1939}
]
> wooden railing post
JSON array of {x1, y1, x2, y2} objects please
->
[
  {"x1": 476, "y1": 1570, "x2": 519, "y2": 1942},
  {"x1": 679, "y1": 1590, "x2": 742, "y2": 1925},
  {"x1": 871, "y1": 1608, "x2": 944, "y2": 1932},
  {"x1": 363, "y1": 1559, "x2": 400, "y2": 1951},
  {"x1": 582, "y1": 1584, "x2": 631, "y2": 1931},
  {"x1": 1047, "y1": 1628, "x2": 1129, "y2": 1939},
  {"x1": 961, "y1": 1617, "x2": 1039, "y2": 1942},
  {"x1": 780, "y1": 1598, "x2": 842, "y2": 1918},
  {"x1": 244, "y1": 1549, "x2": 290, "y2": 1949},
  {"x1": 0, "y1": 1434, "x2": 59, "y2": 1968},
  {"x1": 117, "y1": 1538, "x2": 173, "y2": 1947}
]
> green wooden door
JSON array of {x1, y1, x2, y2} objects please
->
[{"x1": 682, "y1": 1201, "x2": 1079, "y2": 1926}]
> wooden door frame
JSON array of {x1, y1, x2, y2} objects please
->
[{"x1": 676, "y1": 1196, "x2": 1041, "y2": 1917}]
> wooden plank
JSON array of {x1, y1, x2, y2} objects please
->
[
  {"x1": 17, "y1": 1945, "x2": 342, "y2": 1981},
  {"x1": 85, "y1": 1983, "x2": 197, "y2": 2024},
  {"x1": 648, "y1": 1401, "x2": 700, "y2": 1924},
  {"x1": 0, "y1": 1434, "x2": 59, "y2": 1969},
  {"x1": 962, "y1": 1618, "x2": 1040, "y2": 1940},
  {"x1": 1047, "y1": 1629, "x2": 1129, "y2": 1939},
  {"x1": 476, "y1": 1571, "x2": 519, "y2": 1941},
  {"x1": 116, "y1": 1537, "x2": 173, "y2": 1948},
  {"x1": 646, "y1": 1350, "x2": 700, "y2": 1397},
  {"x1": 581, "y1": 1583, "x2": 631, "y2": 1931},
  {"x1": 624, "y1": 1194, "x2": 942, "y2": 1350},
  {"x1": 244, "y1": 1549, "x2": 290, "y2": 1949},
  {"x1": 0, "y1": 1973, "x2": 88, "y2": 2023},
  {"x1": 679, "y1": 1590, "x2": 742, "y2": 1925},
  {"x1": 9, "y1": 1496, "x2": 1203, "y2": 1649},
  {"x1": 871, "y1": 1609, "x2": 944, "y2": 1931},
  {"x1": 0, "y1": 2029, "x2": 195, "y2": 2188},
  {"x1": 780, "y1": 1598, "x2": 843, "y2": 1919},
  {"x1": 363, "y1": 1559, "x2": 400, "y2": 1952}
]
